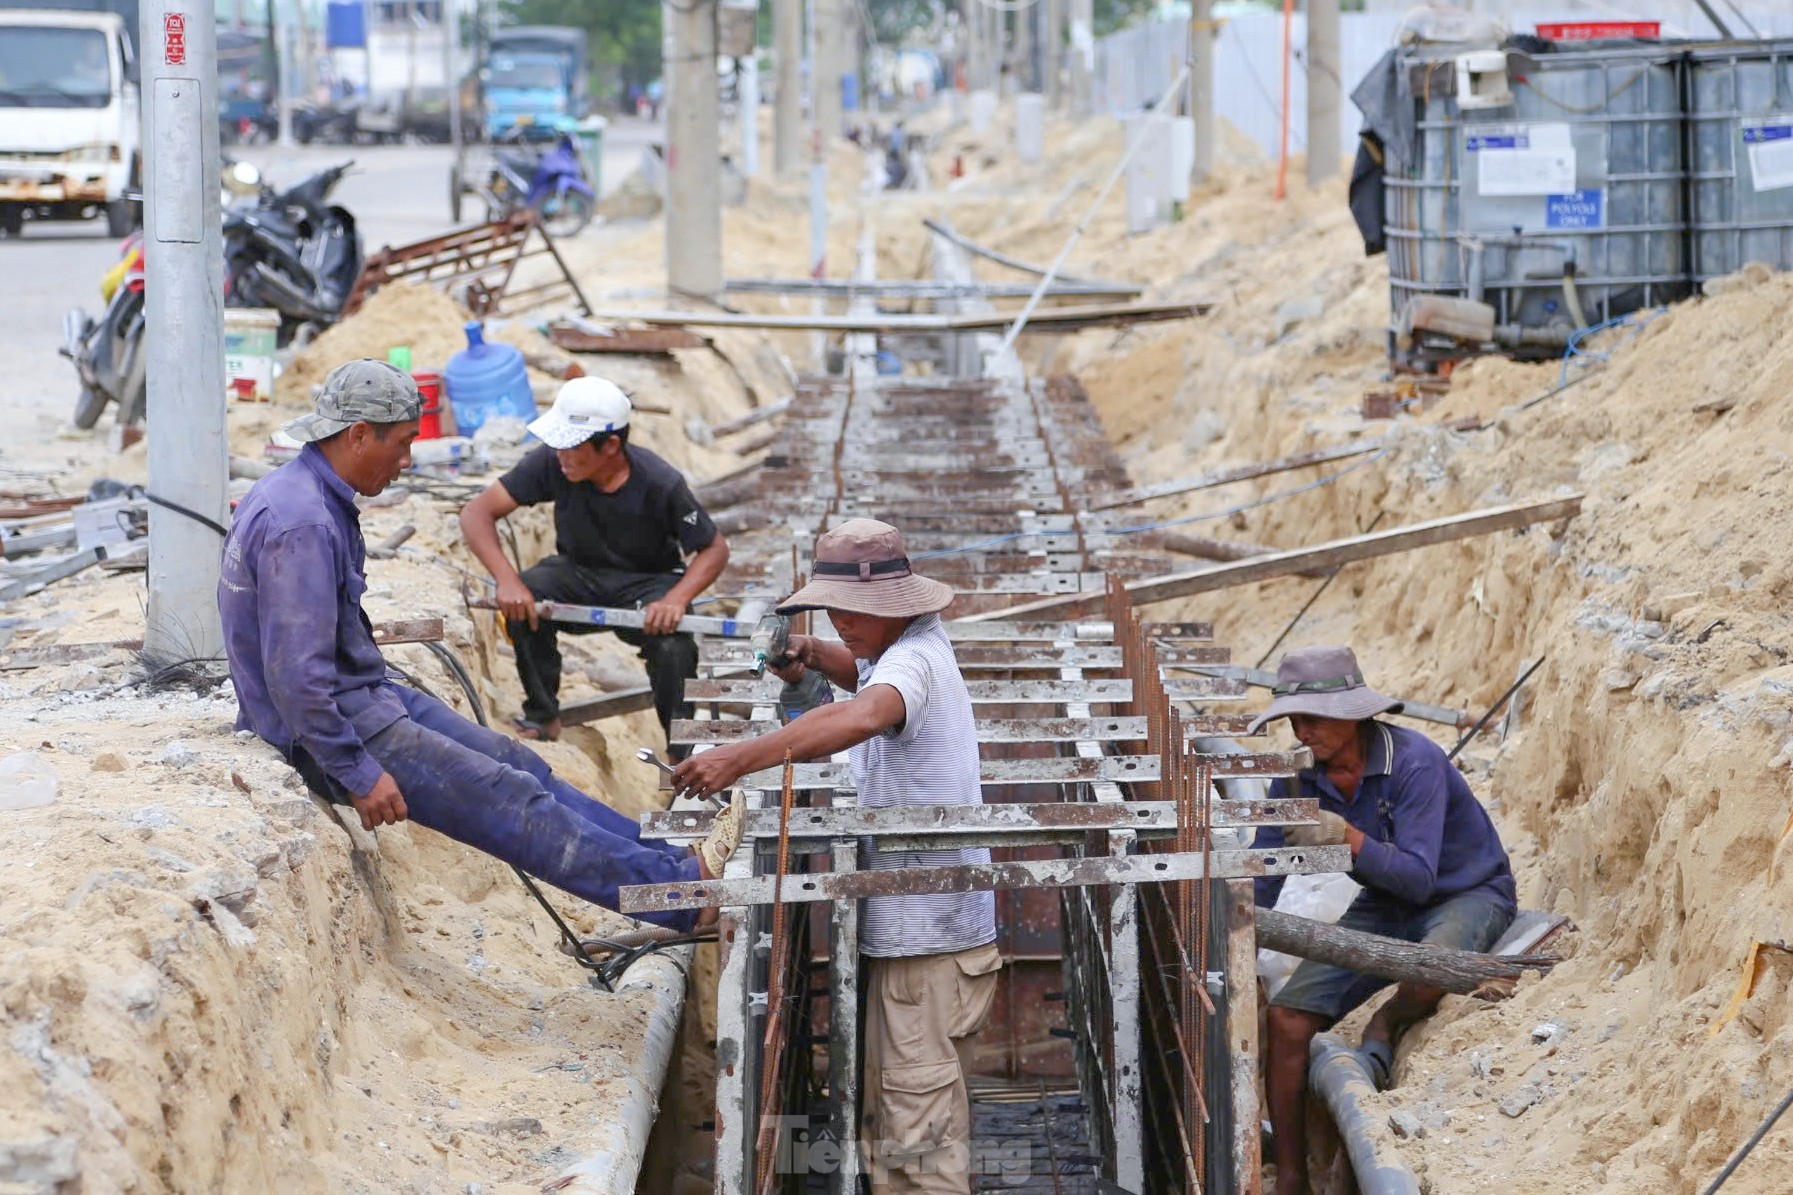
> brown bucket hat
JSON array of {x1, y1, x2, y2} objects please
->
[
  {"x1": 776, "y1": 519, "x2": 954, "y2": 618},
  {"x1": 1246, "y1": 644, "x2": 1404, "y2": 734}
]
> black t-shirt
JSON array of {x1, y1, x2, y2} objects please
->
[{"x1": 498, "y1": 443, "x2": 718, "y2": 576}]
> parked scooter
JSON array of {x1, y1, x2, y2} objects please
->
[
  {"x1": 63, "y1": 231, "x2": 148, "y2": 430},
  {"x1": 223, "y1": 160, "x2": 363, "y2": 347},
  {"x1": 482, "y1": 129, "x2": 595, "y2": 238}
]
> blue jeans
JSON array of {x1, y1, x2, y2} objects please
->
[
  {"x1": 1270, "y1": 886, "x2": 1514, "y2": 1023},
  {"x1": 294, "y1": 685, "x2": 701, "y2": 931}
]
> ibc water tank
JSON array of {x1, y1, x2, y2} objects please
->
[{"x1": 444, "y1": 322, "x2": 535, "y2": 436}]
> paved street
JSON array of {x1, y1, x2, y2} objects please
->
[{"x1": 0, "y1": 117, "x2": 659, "y2": 467}]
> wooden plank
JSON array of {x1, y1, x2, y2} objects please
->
[
  {"x1": 572, "y1": 301, "x2": 1210, "y2": 336},
  {"x1": 965, "y1": 496, "x2": 1587, "y2": 621},
  {"x1": 548, "y1": 324, "x2": 708, "y2": 354},
  {"x1": 641, "y1": 796, "x2": 1320, "y2": 840},
  {"x1": 619, "y1": 845, "x2": 1354, "y2": 913},
  {"x1": 724, "y1": 278, "x2": 1142, "y2": 299}
]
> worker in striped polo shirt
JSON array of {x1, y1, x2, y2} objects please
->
[{"x1": 670, "y1": 518, "x2": 1001, "y2": 1194}]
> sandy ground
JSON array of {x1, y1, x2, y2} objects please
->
[
  {"x1": 10, "y1": 86, "x2": 1793, "y2": 1195},
  {"x1": 901, "y1": 102, "x2": 1793, "y2": 1194}
]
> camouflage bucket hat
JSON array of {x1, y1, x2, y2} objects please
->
[{"x1": 282, "y1": 359, "x2": 424, "y2": 444}]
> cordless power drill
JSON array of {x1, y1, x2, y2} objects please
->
[{"x1": 750, "y1": 612, "x2": 833, "y2": 722}]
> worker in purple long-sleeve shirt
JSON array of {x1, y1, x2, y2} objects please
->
[
  {"x1": 1248, "y1": 644, "x2": 1514, "y2": 1195},
  {"x1": 217, "y1": 360, "x2": 744, "y2": 932}
]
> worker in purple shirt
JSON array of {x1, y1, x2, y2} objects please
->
[
  {"x1": 216, "y1": 360, "x2": 744, "y2": 931},
  {"x1": 1249, "y1": 644, "x2": 1514, "y2": 1195}
]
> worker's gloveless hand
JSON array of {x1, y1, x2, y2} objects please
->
[
  {"x1": 496, "y1": 576, "x2": 538, "y2": 630},
  {"x1": 768, "y1": 657, "x2": 806, "y2": 684},
  {"x1": 353, "y1": 772, "x2": 409, "y2": 831},
  {"x1": 671, "y1": 743, "x2": 750, "y2": 802},
  {"x1": 780, "y1": 634, "x2": 818, "y2": 670},
  {"x1": 642, "y1": 595, "x2": 687, "y2": 635}
]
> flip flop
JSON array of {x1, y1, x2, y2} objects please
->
[
  {"x1": 511, "y1": 716, "x2": 561, "y2": 742},
  {"x1": 1356, "y1": 1038, "x2": 1395, "y2": 1091}
]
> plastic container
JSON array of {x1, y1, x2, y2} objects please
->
[
  {"x1": 444, "y1": 322, "x2": 534, "y2": 436},
  {"x1": 1383, "y1": 44, "x2": 1688, "y2": 361},
  {"x1": 223, "y1": 308, "x2": 280, "y2": 402},
  {"x1": 0, "y1": 752, "x2": 58, "y2": 811},
  {"x1": 1686, "y1": 40, "x2": 1793, "y2": 284},
  {"x1": 412, "y1": 370, "x2": 445, "y2": 439}
]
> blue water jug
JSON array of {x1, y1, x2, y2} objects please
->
[{"x1": 444, "y1": 321, "x2": 534, "y2": 436}]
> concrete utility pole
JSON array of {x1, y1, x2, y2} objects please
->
[
  {"x1": 1306, "y1": 0, "x2": 1341, "y2": 185},
  {"x1": 140, "y1": 0, "x2": 227, "y2": 661},
  {"x1": 445, "y1": 0, "x2": 463, "y2": 174},
  {"x1": 1068, "y1": 0, "x2": 1091, "y2": 114},
  {"x1": 773, "y1": 0, "x2": 801, "y2": 176},
  {"x1": 1189, "y1": 0, "x2": 1214, "y2": 183},
  {"x1": 1014, "y1": 0, "x2": 1034, "y2": 92},
  {"x1": 276, "y1": 0, "x2": 295, "y2": 145},
  {"x1": 813, "y1": 0, "x2": 842, "y2": 141},
  {"x1": 739, "y1": 54, "x2": 760, "y2": 178},
  {"x1": 665, "y1": 0, "x2": 723, "y2": 295},
  {"x1": 1044, "y1": 0, "x2": 1062, "y2": 108}
]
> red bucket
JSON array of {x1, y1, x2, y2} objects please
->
[{"x1": 413, "y1": 371, "x2": 444, "y2": 439}]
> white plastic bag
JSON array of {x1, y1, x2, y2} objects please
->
[{"x1": 0, "y1": 752, "x2": 59, "y2": 811}]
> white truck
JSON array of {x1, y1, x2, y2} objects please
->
[{"x1": 0, "y1": 6, "x2": 141, "y2": 236}]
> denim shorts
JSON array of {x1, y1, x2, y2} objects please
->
[{"x1": 1270, "y1": 886, "x2": 1515, "y2": 1023}]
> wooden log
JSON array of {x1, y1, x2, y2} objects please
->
[
  {"x1": 965, "y1": 495, "x2": 1585, "y2": 621},
  {"x1": 571, "y1": 301, "x2": 1211, "y2": 336},
  {"x1": 1256, "y1": 907, "x2": 1555, "y2": 997}
]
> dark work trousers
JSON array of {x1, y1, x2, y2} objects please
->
[
  {"x1": 291, "y1": 685, "x2": 700, "y2": 930},
  {"x1": 509, "y1": 555, "x2": 698, "y2": 743}
]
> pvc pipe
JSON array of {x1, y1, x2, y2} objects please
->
[
  {"x1": 1307, "y1": 1034, "x2": 1421, "y2": 1195},
  {"x1": 550, "y1": 943, "x2": 695, "y2": 1193}
]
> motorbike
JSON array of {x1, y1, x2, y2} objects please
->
[
  {"x1": 482, "y1": 129, "x2": 595, "y2": 238},
  {"x1": 222, "y1": 160, "x2": 363, "y2": 347},
  {"x1": 63, "y1": 231, "x2": 148, "y2": 430}
]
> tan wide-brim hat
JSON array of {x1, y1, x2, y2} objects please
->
[
  {"x1": 1246, "y1": 644, "x2": 1404, "y2": 734},
  {"x1": 776, "y1": 518, "x2": 954, "y2": 618}
]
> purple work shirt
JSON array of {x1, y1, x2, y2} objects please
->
[
  {"x1": 1253, "y1": 721, "x2": 1516, "y2": 911},
  {"x1": 218, "y1": 444, "x2": 406, "y2": 797}
]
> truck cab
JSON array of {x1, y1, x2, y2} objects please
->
[
  {"x1": 0, "y1": 8, "x2": 140, "y2": 236},
  {"x1": 483, "y1": 26, "x2": 587, "y2": 142},
  {"x1": 484, "y1": 50, "x2": 572, "y2": 140}
]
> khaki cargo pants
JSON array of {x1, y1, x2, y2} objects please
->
[{"x1": 861, "y1": 942, "x2": 1003, "y2": 1195}]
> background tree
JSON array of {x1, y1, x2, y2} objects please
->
[{"x1": 500, "y1": 0, "x2": 663, "y2": 105}]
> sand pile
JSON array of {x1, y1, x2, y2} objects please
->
[{"x1": 910, "y1": 108, "x2": 1793, "y2": 1193}]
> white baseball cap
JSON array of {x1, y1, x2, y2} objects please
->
[{"x1": 528, "y1": 376, "x2": 633, "y2": 449}]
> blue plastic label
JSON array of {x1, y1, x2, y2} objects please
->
[
  {"x1": 1467, "y1": 132, "x2": 1527, "y2": 152},
  {"x1": 1743, "y1": 124, "x2": 1793, "y2": 144},
  {"x1": 1546, "y1": 189, "x2": 1604, "y2": 229}
]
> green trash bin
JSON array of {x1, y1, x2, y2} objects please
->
[{"x1": 575, "y1": 115, "x2": 607, "y2": 200}]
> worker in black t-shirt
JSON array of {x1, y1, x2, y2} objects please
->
[{"x1": 460, "y1": 378, "x2": 730, "y2": 750}]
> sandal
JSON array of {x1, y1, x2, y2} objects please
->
[
  {"x1": 1356, "y1": 1038, "x2": 1395, "y2": 1091},
  {"x1": 511, "y1": 716, "x2": 562, "y2": 742}
]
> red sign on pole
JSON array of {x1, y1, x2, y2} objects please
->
[{"x1": 163, "y1": 12, "x2": 187, "y2": 66}]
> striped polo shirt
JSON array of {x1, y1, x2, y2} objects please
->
[{"x1": 850, "y1": 613, "x2": 998, "y2": 958}]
